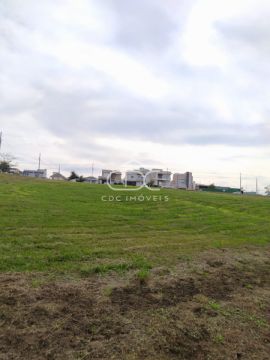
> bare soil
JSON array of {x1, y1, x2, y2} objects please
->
[{"x1": 0, "y1": 246, "x2": 270, "y2": 359}]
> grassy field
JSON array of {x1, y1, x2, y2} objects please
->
[
  {"x1": 0, "y1": 174, "x2": 269, "y2": 274},
  {"x1": 1, "y1": 174, "x2": 270, "y2": 359}
]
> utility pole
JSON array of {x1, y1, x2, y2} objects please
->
[
  {"x1": 240, "y1": 173, "x2": 242, "y2": 192},
  {"x1": 256, "y1": 177, "x2": 258, "y2": 195},
  {"x1": 58, "y1": 164, "x2": 61, "y2": 173},
  {"x1": 38, "y1": 153, "x2": 41, "y2": 170},
  {"x1": 91, "y1": 162, "x2": 94, "y2": 177}
]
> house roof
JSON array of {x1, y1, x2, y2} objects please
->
[
  {"x1": 50, "y1": 172, "x2": 66, "y2": 179},
  {"x1": 84, "y1": 176, "x2": 97, "y2": 180}
]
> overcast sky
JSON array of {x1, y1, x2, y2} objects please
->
[{"x1": 1, "y1": 0, "x2": 270, "y2": 191}]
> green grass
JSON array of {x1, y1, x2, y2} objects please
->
[
  {"x1": 0, "y1": 174, "x2": 270, "y2": 274},
  {"x1": 208, "y1": 300, "x2": 221, "y2": 311}
]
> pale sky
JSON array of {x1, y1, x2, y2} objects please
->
[{"x1": 1, "y1": 0, "x2": 270, "y2": 192}]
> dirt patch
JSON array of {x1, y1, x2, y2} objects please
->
[
  {"x1": 111, "y1": 259, "x2": 270, "y2": 312},
  {"x1": 110, "y1": 278, "x2": 198, "y2": 310},
  {"x1": 0, "y1": 246, "x2": 270, "y2": 359}
]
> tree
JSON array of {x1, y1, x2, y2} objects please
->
[
  {"x1": 68, "y1": 172, "x2": 85, "y2": 182},
  {"x1": 0, "y1": 153, "x2": 15, "y2": 173},
  {"x1": 265, "y1": 185, "x2": 270, "y2": 196},
  {"x1": 0, "y1": 160, "x2": 11, "y2": 173},
  {"x1": 68, "y1": 171, "x2": 79, "y2": 181},
  {"x1": 77, "y1": 175, "x2": 85, "y2": 183}
]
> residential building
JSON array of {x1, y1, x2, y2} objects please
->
[
  {"x1": 125, "y1": 168, "x2": 149, "y2": 186},
  {"x1": 8, "y1": 168, "x2": 21, "y2": 175},
  {"x1": 125, "y1": 168, "x2": 171, "y2": 187},
  {"x1": 171, "y1": 172, "x2": 194, "y2": 190},
  {"x1": 84, "y1": 176, "x2": 97, "y2": 184},
  {"x1": 50, "y1": 172, "x2": 66, "y2": 181},
  {"x1": 98, "y1": 169, "x2": 122, "y2": 184},
  {"x1": 22, "y1": 169, "x2": 47, "y2": 179},
  {"x1": 149, "y1": 169, "x2": 171, "y2": 187},
  {"x1": 98, "y1": 169, "x2": 112, "y2": 184}
]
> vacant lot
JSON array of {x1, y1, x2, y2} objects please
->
[{"x1": 0, "y1": 175, "x2": 269, "y2": 359}]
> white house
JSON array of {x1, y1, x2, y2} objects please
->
[
  {"x1": 149, "y1": 169, "x2": 171, "y2": 187},
  {"x1": 125, "y1": 168, "x2": 149, "y2": 186},
  {"x1": 23, "y1": 169, "x2": 47, "y2": 179},
  {"x1": 125, "y1": 168, "x2": 171, "y2": 187},
  {"x1": 98, "y1": 170, "x2": 122, "y2": 184},
  {"x1": 9, "y1": 168, "x2": 21, "y2": 175}
]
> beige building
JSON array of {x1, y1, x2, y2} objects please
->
[{"x1": 171, "y1": 172, "x2": 194, "y2": 190}]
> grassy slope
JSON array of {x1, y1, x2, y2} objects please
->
[{"x1": 0, "y1": 174, "x2": 269, "y2": 274}]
